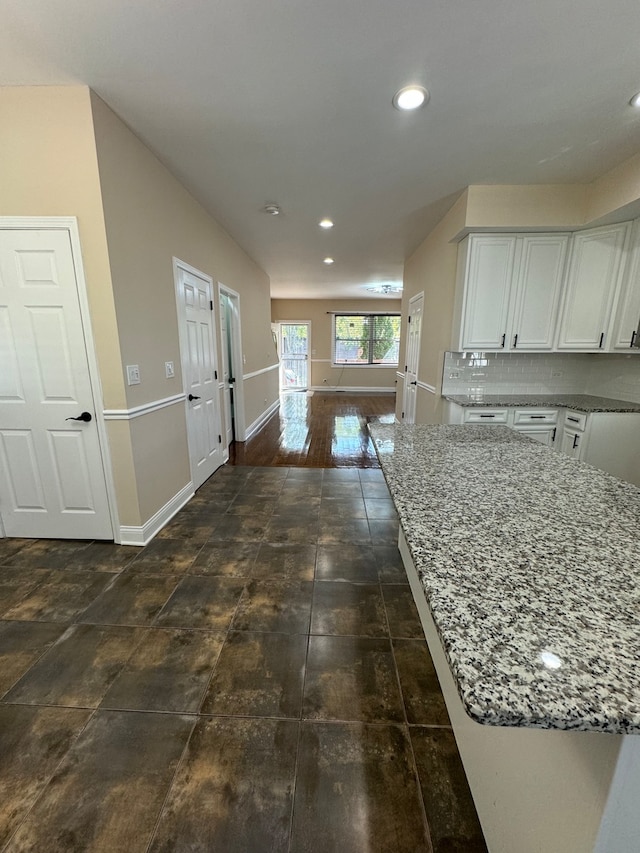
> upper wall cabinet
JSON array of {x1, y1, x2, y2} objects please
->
[
  {"x1": 556, "y1": 223, "x2": 630, "y2": 351},
  {"x1": 609, "y1": 219, "x2": 640, "y2": 351},
  {"x1": 454, "y1": 234, "x2": 569, "y2": 351}
]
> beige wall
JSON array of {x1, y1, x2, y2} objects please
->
[
  {"x1": 464, "y1": 185, "x2": 588, "y2": 232},
  {"x1": 271, "y1": 298, "x2": 401, "y2": 391}
]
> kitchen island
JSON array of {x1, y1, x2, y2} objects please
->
[{"x1": 369, "y1": 423, "x2": 640, "y2": 853}]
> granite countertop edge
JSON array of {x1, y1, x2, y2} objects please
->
[{"x1": 443, "y1": 393, "x2": 640, "y2": 413}]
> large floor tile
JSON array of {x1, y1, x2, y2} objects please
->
[
  {"x1": 290, "y1": 722, "x2": 430, "y2": 853},
  {"x1": 0, "y1": 705, "x2": 91, "y2": 849},
  {"x1": 373, "y1": 545, "x2": 409, "y2": 584},
  {"x1": 0, "y1": 538, "x2": 35, "y2": 564},
  {"x1": 60, "y1": 542, "x2": 140, "y2": 573},
  {"x1": 368, "y1": 518, "x2": 400, "y2": 545},
  {"x1": 148, "y1": 717, "x2": 298, "y2": 853},
  {"x1": 4, "y1": 539, "x2": 91, "y2": 569},
  {"x1": 201, "y1": 630, "x2": 307, "y2": 718},
  {"x1": 382, "y1": 585, "x2": 425, "y2": 638},
  {"x1": 126, "y1": 539, "x2": 204, "y2": 575},
  {"x1": 100, "y1": 629, "x2": 224, "y2": 713},
  {"x1": 251, "y1": 543, "x2": 317, "y2": 581},
  {"x1": 318, "y1": 518, "x2": 372, "y2": 545},
  {"x1": 232, "y1": 579, "x2": 313, "y2": 633},
  {"x1": 155, "y1": 576, "x2": 245, "y2": 630},
  {"x1": 77, "y1": 573, "x2": 180, "y2": 626},
  {"x1": 4, "y1": 710, "x2": 195, "y2": 853},
  {"x1": 3, "y1": 624, "x2": 144, "y2": 707},
  {"x1": 315, "y1": 544, "x2": 378, "y2": 583},
  {"x1": 189, "y1": 540, "x2": 260, "y2": 577},
  {"x1": 0, "y1": 621, "x2": 65, "y2": 697},
  {"x1": 364, "y1": 498, "x2": 398, "y2": 519},
  {"x1": 310, "y1": 582, "x2": 388, "y2": 637},
  {"x1": 392, "y1": 639, "x2": 450, "y2": 726},
  {"x1": 319, "y1": 496, "x2": 367, "y2": 518},
  {"x1": 410, "y1": 727, "x2": 488, "y2": 853},
  {"x1": 0, "y1": 567, "x2": 51, "y2": 614},
  {"x1": 303, "y1": 635, "x2": 404, "y2": 722},
  {"x1": 3, "y1": 570, "x2": 114, "y2": 622},
  {"x1": 213, "y1": 514, "x2": 270, "y2": 541},
  {"x1": 155, "y1": 513, "x2": 220, "y2": 542},
  {"x1": 264, "y1": 514, "x2": 320, "y2": 544},
  {"x1": 225, "y1": 494, "x2": 277, "y2": 518}
]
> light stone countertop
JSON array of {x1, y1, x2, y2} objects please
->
[
  {"x1": 369, "y1": 422, "x2": 640, "y2": 734},
  {"x1": 443, "y1": 393, "x2": 640, "y2": 413}
]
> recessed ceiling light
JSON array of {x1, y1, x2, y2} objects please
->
[
  {"x1": 630, "y1": 92, "x2": 640, "y2": 108},
  {"x1": 263, "y1": 203, "x2": 281, "y2": 215},
  {"x1": 323, "y1": 257, "x2": 334, "y2": 265},
  {"x1": 319, "y1": 218, "x2": 334, "y2": 229},
  {"x1": 392, "y1": 85, "x2": 430, "y2": 111}
]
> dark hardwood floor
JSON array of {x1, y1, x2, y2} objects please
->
[{"x1": 228, "y1": 391, "x2": 396, "y2": 468}]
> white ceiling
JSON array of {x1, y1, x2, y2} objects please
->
[{"x1": 2, "y1": 0, "x2": 640, "y2": 299}]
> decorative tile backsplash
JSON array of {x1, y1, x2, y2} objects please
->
[{"x1": 442, "y1": 352, "x2": 640, "y2": 402}]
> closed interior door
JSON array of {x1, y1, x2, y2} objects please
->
[
  {"x1": 175, "y1": 263, "x2": 223, "y2": 490},
  {"x1": 0, "y1": 228, "x2": 112, "y2": 539},
  {"x1": 279, "y1": 323, "x2": 309, "y2": 390},
  {"x1": 402, "y1": 293, "x2": 423, "y2": 424}
]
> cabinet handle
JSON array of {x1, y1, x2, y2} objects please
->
[
  {"x1": 552, "y1": 428, "x2": 556, "y2": 442},
  {"x1": 631, "y1": 330, "x2": 637, "y2": 348},
  {"x1": 501, "y1": 333, "x2": 506, "y2": 348},
  {"x1": 513, "y1": 333, "x2": 518, "y2": 348},
  {"x1": 530, "y1": 415, "x2": 545, "y2": 419},
  {"x1": 572, "y1": 434, "x2": 579, "y2": 449},
  {"x1": 479, "y1": 414, "x2": 495, "y2": 418},
  {"x1": 567, "y1": 416, "x2": 579, "y2": 423},
  {"x1": 599, "y1": 332, "x2": 604, "y2": 349}
]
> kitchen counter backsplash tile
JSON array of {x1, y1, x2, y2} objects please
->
[
  {"x1": 443, "y1": 393, "x2": 640, "y2": 413},
  {"x1": 368, "y1": 422, "x2": 640, "y2": 735}
]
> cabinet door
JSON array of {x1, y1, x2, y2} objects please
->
[
  {"x1": 510, "y1": 235, "x2": 569, "y2": 350},
  {"x1": 560, "y1": 427, "x2": 582, "y2": 459},
  {"x1": 513, "y1": 426, "x2": 556, "y2": 447},
  {"x1": 609, "y1": 220, "x2": 640, "y2": 350},
  {"x1": 557, "y1": 224, "x2": 629, "y2": 350},
  {"x1": 461, "y1": 236, "x2": 516, "y2": 350}
]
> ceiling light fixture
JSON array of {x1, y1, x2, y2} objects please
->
[
  {"x1": 323, "y1": 257, "x2": 334, "y2": 265},
  {"x1": 366, "y1": 284, "x2": 403, "y2": 294},
  {"x1": 630, "y1": 92, "x2": 640, "y2": 108},
  {"x1": 319, "y1": 218, "x2": 334, "y2": 229},
  {"x1": 392, "y1": 85, "x2": 430, "y2": 111},
  {"x1": 263, "y1": 203, "x2": 281, "y2": 215}
]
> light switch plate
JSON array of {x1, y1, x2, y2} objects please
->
[
  {"x1": 126, "y1": 364, "x2": 141, "y2": 385},
  {"x1": 165, "y1": 361, "x2": 175, "y2": 378}
]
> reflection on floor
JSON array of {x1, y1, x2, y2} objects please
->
[
  {"x1": 0, "y1": 465, "x2": 487, "y2": 852},
  {"x1": 229, "y1": 391, "x2": 396, "y2": 467}
]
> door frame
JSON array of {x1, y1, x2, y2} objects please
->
[
  {"x1": 173, "y1": 257, "x2": 223, "y2": 486},
  {"x1": 402, "y1": 291, "x2": 424, "y2": 425},
  {"x1": 0, "y1": 216, "x2": 119, "y2": 541},
  {"x1": 218, "y1": 283, "x2": 247, "y2": 441},
  {"x1": 277, "y1": 321, "x2": 311, "y2": 391}
]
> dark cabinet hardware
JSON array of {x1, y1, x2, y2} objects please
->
[
  {"x1": 228, "y1": 377, "x2": 235, "y2": 384},
  {"x1": 479, "y1": 414, "x2": 495, "y2": 418},
  {"x1": 513, "y1": 333, "x2": 518, "y2": 348},
  {"x1": 65, "y1": 411, "x2": 92, "y2": 423},
  {"x1": 501, "y1": 333, "x2": 506, "y2": 348},
  {"x1": 552, "y1": 428, "x2": 556, "y2": 441},
  {"x1": 572, "y1": 434, "x2": 579, "y2": 449},
  {"x1": 631, "y1": 331, "x2": 637, "y2": 348},
  {"x1": 188, "y1": 394, "x2": 201, "y2": 401},
  {"x1": 530, "y1": 415, "x2": 545, "y2": 419},
  {"x1": 599, "y1": 332, "x2": 604, "y2": 349},
  {"x1": 214, "y1": 370, "x2": 218, "y2": 380},
  {"x1": 567, "y1": 416, "x2": 579, "y2": 423}
]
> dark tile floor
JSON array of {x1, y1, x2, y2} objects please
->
[{"x1": 0, "y1": 465, "x2": 487, "y2": 853}]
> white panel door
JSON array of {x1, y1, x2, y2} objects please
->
[
  {"x1": 461, "y1": 236, "x2": 516, "y2": 350},
  {"x1": 402, "y1": 292, "x2": 423, "y2": 424},
  {"x1": 0, "y1": 229, "x2": 112, "y2": 539},
  {"x1": 510, "y1": 235, "x2": 569, "y2": 350},
  {"x1": 176, "y1": 264, "x2": 223, "y2": 489}
]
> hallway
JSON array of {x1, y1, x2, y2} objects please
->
[{"x1": 0, "y1": 395, "x2": 487, "y2": 852}]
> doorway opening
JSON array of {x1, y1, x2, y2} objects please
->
[
  {"x1": 218, "y1": 284, "x2": 246, "y2": 450},
  {"x1": 278, "y1": 322, "x2": 310, "y2": 391}
]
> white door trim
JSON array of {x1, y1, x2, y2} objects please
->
[
  {"x1": 0, "y1": 216, "x2": 119, "y2": 542},
  {"x1": 218, "y1": 283, "x2": 247, "y2": 440}
]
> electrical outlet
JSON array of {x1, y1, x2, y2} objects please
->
[
  {"x1": 449, "y1": 371, "x2": 460, "y2": 379},
  {"x1": 551, "y1": 370, "x2": 564, "y2": 378},
  {"x1": 165, "y1": 361, "x2": 175, "y2": 379},
  {"x1": 126, "y1": 364, "x2": 141, "y2": 385}
]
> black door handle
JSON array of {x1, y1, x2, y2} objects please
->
[
  {"x1": 188, "y1": 394, "x2": 201, "y2": 401},
  {"x1": 410, "y1": 380, "x2": 417, "y2": 386},
  {"x1": 66, "y1": 411, "x2": 92, "y2": 423}
]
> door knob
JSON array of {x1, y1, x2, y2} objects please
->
[
  {"x1": 188, "y1": 394, "x2": 201, "y2": 401},
  {"x1": 66, "y1": 411, "x2": 92, "y2": 422},
  {"x1": 410, "y1": 381, "x2": 418, "y2": 386}
]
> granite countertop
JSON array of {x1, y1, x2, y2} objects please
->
[
  {"x1": 369, "y1": 422, "x2": 640, "y2": 734},
  {"x1": 443, "y1": 393, "x2": 640, "y2": 413}
]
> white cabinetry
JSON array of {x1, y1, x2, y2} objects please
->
[
  {"x1": 455, "y1": 234, "x2": 569, "y2": 352},
  {"x1": 512, "y1": 409, "x2": 558, "y2": 447},
  {"x1": 557, "y1": 223, "x2": 630, "y2": 351},
  {"x1": 609, "y1": 219, "x2": 640, "y2": 350}
]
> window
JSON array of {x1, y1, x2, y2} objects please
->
[{"x1": 332, "y1": 314, "x2": 401, "y2": 366}]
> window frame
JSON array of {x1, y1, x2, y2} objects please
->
[{"x1": 331, "y1": 312, "x2": 401, "y2": 368}]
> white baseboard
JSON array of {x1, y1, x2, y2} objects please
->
[
  {"x1": 244, "y1": 398, "x2": 280, "y2": 441},
  {"x1": 310, "y1": 386, "x2": 396, "y2": 394},
  {"x1": 119, "y1": 480, "x2": 194, "y2": 546}
]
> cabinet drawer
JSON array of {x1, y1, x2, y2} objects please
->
[
  {"x1": 462, "y1": 408, "x2": 509, "y2": 424},
  {"x1": 513, "y1": 409, "x2": 558, "y2": 425},
  {"x1": 563, "y1": 410, "x2": 587, "y2": 431}
]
